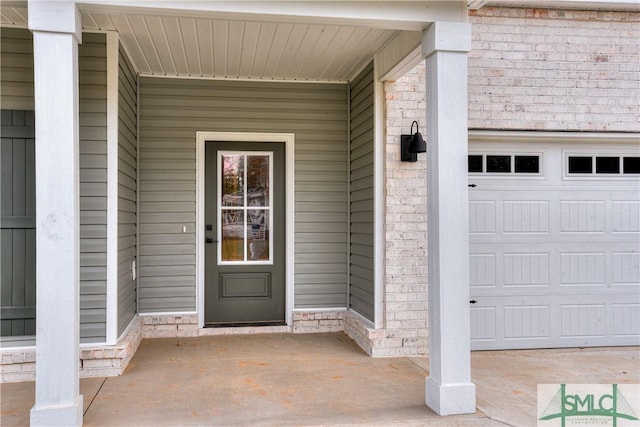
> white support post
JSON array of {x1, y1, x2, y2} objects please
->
[
  {"x1": 422, "y1": 21, "x2": 476, "y2": 416},
  {"x1": 106, "y1": 31, "x2": 120, "y2": 345},
  {"x1": 28, "y1": 1, "x2": 83, "y2": 426}
]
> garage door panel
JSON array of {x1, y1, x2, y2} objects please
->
[
  {"x1": 470, "y1": 286, "x2": 636, "y2": 298},
  {"x1": 469, "y1": 201, "x2": 496, "y2": 234},
  {"x1": 503, "y1": 201, "x2": 549, "y2": 233},
  {"x1": 471, "y1": 190, "x2": 637, "y2": 233},
  {"x1": 612, "y1": 252, "x2": 640, "y2": 284},
  {"x1": 504, "y1": 305, "x2": 550, "y2": 340},
  {"x1": 559, "y1": 304, "x2": 607, "y2": 338},
  {"x1": 475, "y1": 335, "x2": 640, "y2": 350},
  {"x1": 470, "y1": 306, "x2": 497, "y2": 341},
  {"x1": 471, "y1": 246, "x2": 638, "y2": 292},
  {"x1": 560, "y1": 201, "x2": 605, "y2": 232},
  {"x1": 470, "y1": 140, "x2": 640, "y2": 350},
  {"x1": 612, "y1": 201, "x2": 640, "y2": 232},
  {"x1": 470, "y1": 254, "x2": 496, "y2": 287},
  {"x1": 503, "y1": 252, "x2": 549, "y2": 287},
  {"x1": 471, "y1": 298, "x2": 551, "y2": 347},
  {"x1": 613, "y1": 303, "x2": 640, "y2": 336},
  {"x1": 471, "y1": 295, "x2": 640, "y2": 349},
  {"x1": 473, "y1": 234, "x2": 637, "y2": 245},
  {"x1": 560, "y1": 252, "x2": 605, "y2": 285}
]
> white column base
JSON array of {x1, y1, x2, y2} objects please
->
[
  {"x1": 30, "y1": 395, "x2": 83, "y2": 427},
  {"x1": 426, "y1": 377, "x2": 476, "y2": 416}
]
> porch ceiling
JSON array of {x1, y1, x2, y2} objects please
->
[
  {"x1": 81, "y1": 11, "x2": 400, "y2": 82},
  {"x1": 1, "y1": 3, "x2": 414, "y2": 82}
]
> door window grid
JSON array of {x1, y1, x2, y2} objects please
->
[
  {"x1": 468, "y1": 154, "x2": 542, "y2": 175},
  {"x1": 218, "y1": 151, "x2": 273, "y2": 265},
  {"x1": 567, "y1": 155, "x2": 640, "y2": 175}
]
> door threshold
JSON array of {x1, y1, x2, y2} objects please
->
[
  {"x1": 204, "y1": 321, "x2": 287, "y2": 328},
  {"x1": 199, "y1": 323, "x2": 292, "y2": 336}
]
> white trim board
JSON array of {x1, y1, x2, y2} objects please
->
[
  {"x1": 139, "y1": 73, "x2": 348, "y2": 84},
  {"x1": 105, "y1": 31, "x2": 120, "y2": 345},
  {"x1": 373, "y1": 61, "x2": 385, "y2": 330},
  {"x1": 469, "y1": 130, "x2": 640, "y2": 144},
  {"x1": 196, "y1": 132, "x2": 296, "y2": 328},
  {"x1": 77, "y1": 1, "x2": 455, "y2": 31}
]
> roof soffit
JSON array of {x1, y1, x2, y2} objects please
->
[{"x1": 6, "y1": 1, "x2": 468, "y2": 82}]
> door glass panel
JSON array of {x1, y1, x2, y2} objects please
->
[
  {"x1": 247, "y1": 155, "x2": 270, "y2": 207},
  {"x1": 248, "y1": 210, "x2": 269, "y2": 261},
  {"x1": 218, "y1": 151, "x2": 273, "y2": 264},
  {"x1": 221, "y1": 155, "x2": 245, "y2": 206},
  {"x1": 221, "y1": 210, "x2": 245, "y2": 261}
]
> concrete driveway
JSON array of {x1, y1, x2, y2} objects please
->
[{"x1": 1, "y1": 333, "x2": 638, "y2": 426}]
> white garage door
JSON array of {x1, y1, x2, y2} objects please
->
[{"x1": 469, "y1": 139, "x2": 640, "y2": 350}]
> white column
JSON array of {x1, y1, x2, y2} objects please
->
[
  {"x1": 423, "y1": 21, "x2": 476, "y2": 416},
  {"x1": 28, "y1": 1, "x2": 83, "y2": 426},
  {"x1": 105, "y1": 31, "x2": 120, "y2": 345}
]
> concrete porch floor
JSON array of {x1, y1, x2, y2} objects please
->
[{"x1": 1, "y1": 333, "x2": 638, "y2": 426}]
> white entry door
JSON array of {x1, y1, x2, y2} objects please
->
[{"x1": 469, "y1": 139, "x2": 640, "y2": 350}]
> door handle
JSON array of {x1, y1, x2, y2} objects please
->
[{"x1": 206, "y1": 237, "x2": 218, "y2": 244}]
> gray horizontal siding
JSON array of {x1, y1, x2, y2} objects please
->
[
  {"x1": 0, "y1": 28, "x2": 33, "y2": 110},
  {"x1": 79, "y1": 33, "x2": 108, "y2": 343},
  {"x1": 139, "y1": 77, "x2": 348, "y2": 312},
  {"x1": 349, "y1": 62, "x2": 375, "y2": 322},
  {"x1": 117, "y1": 44, "x2": 138, "y2": 335},
  {"x1": 0, "y1": 29, "x2": 108, "y2": 343}
]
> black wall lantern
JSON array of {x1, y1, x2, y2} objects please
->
[{"x1": 401, "y1": 120, "x2": 427, "y2": 162}]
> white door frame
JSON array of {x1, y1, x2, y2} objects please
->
[{"x1": 196, "y1": 132, "x2": 295, "y2": 328}]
